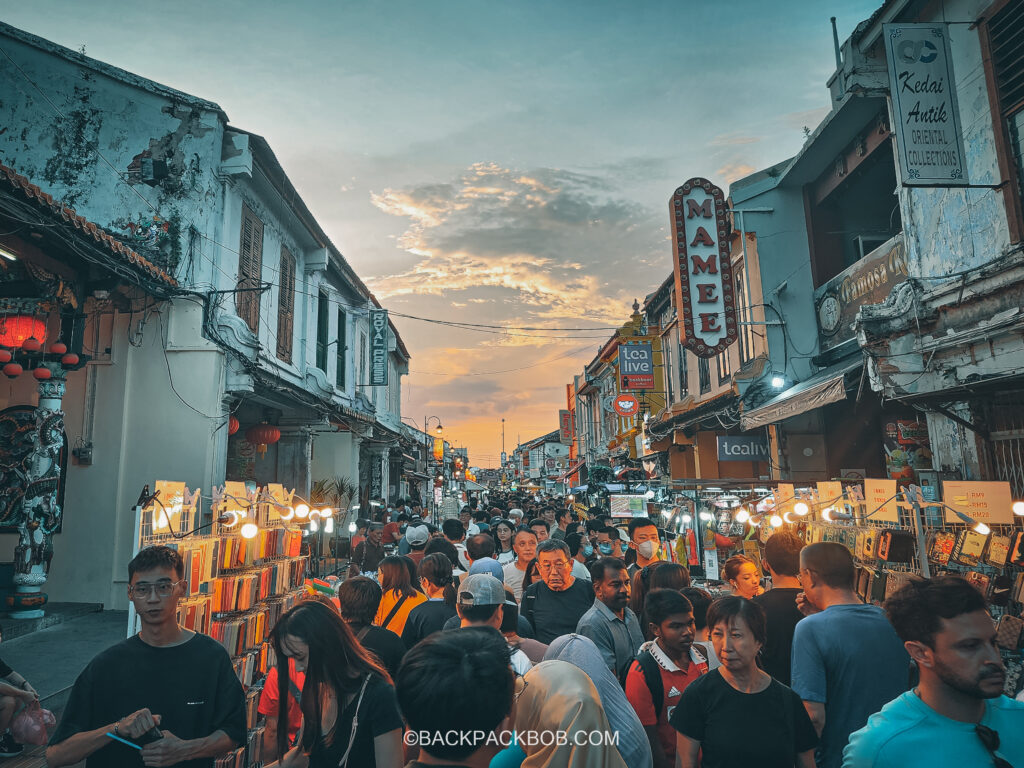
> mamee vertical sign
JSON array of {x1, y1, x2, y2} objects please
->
[
  {"x1": 619, "y1": 343, "x2": 654, "y2": 390},
  {"x1": 884, "y1": 24, "x2": 967, "y2": 185},
  {"x1": 369, "y1": 309, "x2": 389, "y2": 386},
  {"x1": 670, "y1": 178, "x2": 737, "y2": 358},
  {"x1": 558, "y1": 410, "x2": 573, "y2": 444}
]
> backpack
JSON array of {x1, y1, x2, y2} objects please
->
[{"x1": 623, "y1": 643, "x2": 708, "y2": 720}]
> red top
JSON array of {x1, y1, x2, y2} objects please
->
[
  {"x1": 382, "y1": 522, "x2": 401, "y2": 544},
  {"x1": 257, "y1": 658, "x2": 305, "y2": 741},
  {"x1": 625, "y1": 641, "x2": 708, "y2": 761}
]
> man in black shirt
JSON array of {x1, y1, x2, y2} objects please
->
[
  {"x1": 0, "y1": 632, "x2": 39, "y2": 757},
  {"x1": 521, "y1": 539, "x2": 595, "y2": 644},
  {"x1": 335, "y1": 577, "x2": 406, "y2": 678},
  {"x1": 350, "y1": 523, "x2": 386, "y2": 574},
  {"x1": 47, "y1": 545, "x2": 245, "y2": 768},
  {"x1": 752, "y1": 531, "x2": 805, "y2": 685}
]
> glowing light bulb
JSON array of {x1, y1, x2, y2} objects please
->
[
  {"x1": 240, "y1": 522, "x2": 258, "y2": 539},
  {"x1": 295, "y1": 504, "x2": 310, "y2": 519},
  {"x1": 348, "y1": 521, "x2": 357, "y2": 533},
  {"x1": 221, "y1": 510, "x2": 240, "y2": 528},
  {"x1": 1013, "y1": 501, "x2": 1024, "y2": 517},
  {"x1": 822, "y1": 507, "x2": 834, "y2": 522},
  {"x1": 974, "y1": 522, "x2": 991, "y2": 536},
  {"x1": 320, "y1": 507, "x2": 333, "y2": 518},
  {"x1": 324, "y1": 518, "x2": 334, "y2": 533},
  {"x1": 794, "y1": 501, "x2": 810, "y2": 516},
  {"x1": 783, "y1": 510, "x2": 797, "y2": 524},
  {"x1": 309, "y1": 519, "x2": 320, "y2": 533},
  {"x1": 770, "y1": 514, "x2": 783, "y2": 528},
  {"x1": 681, "y1": 514, "x2": 692, "y2": 524},
  {"x1": 734, "y1": 508, "x2": 750, "y2": 524},
  {"x1": 280, "y1": 506, "x2": 295, "y2": 521}
]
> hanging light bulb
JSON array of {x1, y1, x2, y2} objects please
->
[
  {"x1": 734, "y1": 508, "x2": 750, "y2": 524},
  {"x1": 681, "y1": 514, "x2": 692, "y2": 524},
  {"x1": 309, "y1": 519, "x2": 320, "y2": 533},
  {"x1": 974, "y1": 521, "x2": 991, "y2": 536},
  {"x1": 794, "y1": 501, "x2": 810, "y2": 516},
  {"x1": 822, "y1": 507, "x2": 834, "y2": 522},
  {"x1": 770, "y1": 514, "x2": 784, "y2": 528},
  {"x1": 294, "y1": 504, "x2": 310, "y2": 519},
  {"x1": 348, "y1": 521, "x2": 357, "y2": 533},
  {"x1": 325, "y1": 518, "x2": 334, "y2": 533},
  {"x1": 280, "y1": 506, "x2": 295, "y2": 521},
  {"x1": 240, "y1": 522, "x2": 259, "y2": 539},
  {"x1": 1013, "y1": 501, "x2": 1024, "y2": 517},
  {"x1": 320, "y1": 507, "x2": 333, "y2": 518}
]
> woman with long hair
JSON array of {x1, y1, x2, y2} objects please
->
[
  {"x1": 521, "y1": 557, "x2": 541, "y2": 593},
  {"x1": 724, "y1": 555, "x2": 764, "y2": 599},
  {"x1": 374, "y1": 555, "x2": 426, "y2": 637},
  {"x1": 492, "y1": 519, "x2": 516, "y2": 565},
  {"x1": 401, "y1": 553, "x2": 457, "y2": 648},
  {"x1": 272, "y1": 601, "x2": 403, "y2": 768}
]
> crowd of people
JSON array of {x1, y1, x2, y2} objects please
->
[{"x1": 37, "y1": 490, "x2": 1024, "y2": 768}]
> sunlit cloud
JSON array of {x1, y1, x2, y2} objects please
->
[{"x1": 717, "y1": 162, "x2": 757, "y2": 184}]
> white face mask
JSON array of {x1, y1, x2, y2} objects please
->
[{"x1": 637, "y1": 540, "x2": 658, "y2": 559}]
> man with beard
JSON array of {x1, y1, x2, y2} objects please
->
[
  {"x1": 843, "y1": 576, "x2": 1024, "y2": 767},
  {"x1": 576, "y1": 558, "x2": 644, "y2": 678}
]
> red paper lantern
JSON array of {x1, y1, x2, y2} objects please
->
[
  {"x1": 245, "y1": 423, "x2": 281, "y2": 458},
  {"x1": 32, "y1": 367, "x2": 51, "y2": 381},
  {"x1": 0, "y1": 349, "x2": 10, "y2": 364},
  {"x1": 2, "y1": 363, "x2": 23, "y2": 379},
  {"x1": 228, "y1": 415, "x2": 240, "y2": 436},
  {"x1": 21, "y1": 336, "x2": 41, "y2": 353},
  {"x1": 49, "y1": 342, "x2": 67, "y2": 355},
  {"x1": 0, "y1": 316, "x2": 46, "y2": 349},
  {"x1": 60, "y1": 353, "x2": 80, "y2": 367}
]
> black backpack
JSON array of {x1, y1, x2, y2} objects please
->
[{"x1": 623, "y1": 643, "x2": 708, "y2": 719}]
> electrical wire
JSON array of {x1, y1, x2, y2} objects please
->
[{"x1": 409, "y1": 344, "x2": 595, "y2": 377}]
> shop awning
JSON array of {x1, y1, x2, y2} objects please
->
[
  {"x1": 740, "y1": 358, "x2": 862, "y2": 431},
  {"x1": 558, "y1": 459, "x2": 586, "y2": 482}
]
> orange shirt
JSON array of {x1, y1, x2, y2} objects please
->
[
  {"x1": 374, "y1": 588, "x2": 426, "y2": 636},
  {"x1": 257, "y1": 658, "x2": 305, "y2": 742}
]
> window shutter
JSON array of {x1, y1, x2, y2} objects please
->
[
  {"x1": 236, "y1": 205, "x2": 264, "y2": 334},
  {"x1": 336, "y1": 308, "x2": 347, "y2": 388},
  {"x1": 276, "y1": 248, "x2": 295, "y2": 362}
]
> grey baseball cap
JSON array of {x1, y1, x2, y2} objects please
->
[{"x1": 457, "y1": 573, "x2": 506, "y2": 607}]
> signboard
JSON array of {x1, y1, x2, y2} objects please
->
[
  {"x1": 884, "y1": 23, "x2": 967, "y2": 185},
  {"x1": 619, "y1": 343, "x2": 654, "y2": 389},
  {"x1": 670, "y1": 178, "x2": 738, "y2": 357},
  {"x1": 816, "y1": 481, "x2": 844, "y2": 510},
  {"x1": 717, "y1": 436, "x2": 769, "y2": 462},
  {"x1": 865, "y1": 478, "x2": 901, "y2": 523},
  {"x1": 815, "y1": 235, "x2": 908, "y2": 351},
  {"x1": 501, "y1": 451, "x2": 507, "y2": 464},
  {"x1": 941, "y1": 480, "x2": 1013, "y2": 525},
  {"x1": 434, "y1": 487, "x2": 443, "y2": 505},
  {"x1": 558, "y1": 410, "x2": 573, "y2": 444},
  {"x1": 775, "y1": 483, "x2": 795, "y2": 516},
  {"x1": 368, "y1": 309, "x2": 389, "y2": 386},
  {"x1": 884, "y1": 418, "x2": 933, "y2": 481},
  {"x1": 613, "y1": 393, "x2": 640, "y2": 417},
  {"x1": 432, "y1": 437, "x2": 444, "y2": 461},
  {"x1": 609, "y1": 494, "x2": 649, "y2": 518}
]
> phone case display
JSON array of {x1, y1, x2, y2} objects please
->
[
  {"x1": 927, "y1": 532, "x2": 955, "y2": 565},
  {"x1": 986, "y1": 535, "x2": 1011, "y2": 568}
]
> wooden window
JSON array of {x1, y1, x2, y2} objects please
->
[
  {"x1": 336, "y1": 308, "x2": 347, "y2": 388},
  {"x1": 716, "y1": 348, "x2": 732, "y2": 384},
  {"x1": 236, "y1": 205, "x2": 264, "y2": 334},
  {"x1": 698, "y1": 356, "x2": 711, "y2": 394},
  {"x1": 984, "y1": 0, "x2": 1024, "y2": 241},
  {"x1": 276, "y1": 247, "x2": 295, "y2": 362},
  {"x1": 315, "y1": 290, "x2": 329, "y2": 372},
  {"x1": 678, "y1": 345, "x2": 688, "y2": 395},
  {"x1": 735, "y1": 265, "x2": 755, "y2": 366}
]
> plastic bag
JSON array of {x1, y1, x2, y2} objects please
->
[{"x1": 11, "y1": 700, "x2": 56, "y2": 746}]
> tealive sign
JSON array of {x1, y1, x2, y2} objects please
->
[{"x1": 670, "y1": 178, "x2": 737, "y2": 358}]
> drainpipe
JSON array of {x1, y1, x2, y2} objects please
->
[{"x1": 831, "y1": 17, "x2": 844, "y2": 98}]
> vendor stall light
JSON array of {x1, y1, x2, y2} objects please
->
[
  {"x1": 240, "y1": 522, "x2": 259, "y2": 539},
  {"x1": 567, "y1": 494, "x2": 575, "y2": 502},
  {"x1": 734, "y1": 508, "x2": 750, "y2": 524},
  {"x1": 294, "y1": 503, "x2": 310, "y2": 519},
  {"x1": 699, "y1": 511, "x2": 714, "y2": 522},
  {"x1": 348, "y1": 521, "x2": 357, "y2": 533},
  {"x1": 324, "y1": 518, "x2": 334, "y2": 534},
  {"x1": 770, "y1": 514, "x2": 784, "y2": 528},
  {"x1": 320, "y1": 507, "x2": 333, "y2": 518},
  {"x1": 1013, "y1": 501, "x2": 1024, "y2": 517},
  {"x1": 793, "y1": 501, "x2": 810, "y2": 516},
  {"x1": 279, "y1": 506, "x2": 295, "y2": 521},
  {"x1": 783, "y1": 510, "x2": 797, "y2": 524},
  {"x1": 220, "y1": 510, "x2": 241, "y2": 528},
  {"x1": 771, "y1": 375, "x2": 785, "y2": 389},
  {"x1": 0, "y1": 245, "x2": 17, "y2": 261},
  {"x1": 309, "y1": 519, "x2": 320, "y2": 533},
  {"x1": 681, "y1": 514, "x2": 692, "y2": 524},
  {"x1": 951, "y1": 509, "x2": 989, "y2": 535},
  {"x1": 302, "y1": 528, "x2": 310, "y2": 537}
]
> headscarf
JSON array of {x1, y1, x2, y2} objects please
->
[
  {"x1": 544, "y1": 635, "x2": 653, "y2": 768},
  {"x1": 515, "y1": 660, "x2": 629, "y2": 768}
]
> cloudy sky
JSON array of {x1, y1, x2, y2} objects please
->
[{"x1": 2, "y1": 0, "x2": 877, "y2": 466}]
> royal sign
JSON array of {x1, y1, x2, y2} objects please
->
[
  {"x1": 670, "y1": 178, "x2": 738, "y2": 358},
  {"x1": 619, "y1": 343, "x2": 654, "y2": 389},
  {"x1": 613, "y1": 393, "x2": 640, "y2": 417},
  {"x1": 369, "y1": 309, "x2": 389, "y2": 386}
]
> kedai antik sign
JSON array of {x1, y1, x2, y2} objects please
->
[{"x1": 670, "y1": 178, "x2": 738, "y2": 358}]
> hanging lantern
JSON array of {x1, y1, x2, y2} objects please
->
[
  {"x1": 245, "y1": 423, "x2": 281, "y2": 458},
  {"x1": 0, "y1": 349, "x2": 10, "y2": 364},
  {"x1": 2, "y1": 363, "x2": 23, "y2": 379},
  {"x1": 0, "y1": 316, "x2": 46, "y2": 349},
  {"x1": 21, "y1": 336, "x2": 41, "y2": 353},
  {"x1": 32, "y1": 367, "x2": 51, "y2": 381},
  {"x1": 60, "y1": 353, "x2": 79, "y2": 367},
  {"x1": 49, "y1": 342, "x2": 67, "y2": 356},
  {"x1": 228, "y1": 415, "x2": 240, "y2": 436}
]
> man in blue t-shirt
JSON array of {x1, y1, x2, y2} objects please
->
[
  {"x1": 843, "y1": 575, "x2": 1024, "y2": 767},
  {"x1": 790, "y1": 543, "x2": 910, "y2": 768}
]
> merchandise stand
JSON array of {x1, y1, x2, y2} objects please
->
[{"x1": 128, "y1": 481, "x2": 308, "y2": 768}]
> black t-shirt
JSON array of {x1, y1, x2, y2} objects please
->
[
  {"x1": 521, "y1": 579, "x2": 595, "y2": 644},
  {"x1": 441, "y1": 613, "x2": 534, "y2": 638},
  {"x1": 669, "y1": 669, "x2": 818, "y2": 768},
  {"x1": 353, "y1": 625, "x2": 406, "y2": 680},
  {"x1": 352, "y1": 541, "x2": 386, "y2": 572},
  {"x1": 50, "y1": 633, "x2": 246, "y2": 768},
  {"x1": 401, "y1": 600, "x2": 457, "y2": 649},
  {"x1": 307, "y1": 675, "x2": 403, "y2": 768},
  {"x1": 0, "y1": 655, "x2": 12, "y2": 678},
  {"x1": 752, "y1": 587, "x2": 804, "y2": 685}
]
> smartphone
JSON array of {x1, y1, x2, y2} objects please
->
[
  {"x1": 500, "y1": 600, "x2": 519, "y2": 633},
  {"x1": 132, "y1": 726, "x2": 164, "y2": 747}
]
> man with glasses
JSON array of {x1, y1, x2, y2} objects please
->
[
  {"x1": 521, "y1": 539, "x2": 595, "y2": 644},
  {"x1": 843, "y1": 576, "x2": 1024, "y2": 767},
  {"x1": 47, "y1": 546, "x2": 246, "y2": 768}
]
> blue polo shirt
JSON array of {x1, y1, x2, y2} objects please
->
[{"x1": 843, "y1": 691, "x2": 1024, "y2": 767}]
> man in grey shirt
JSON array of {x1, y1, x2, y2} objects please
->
[{"x1": 576, "y1": 557, "x2": 645, "y2": 679}]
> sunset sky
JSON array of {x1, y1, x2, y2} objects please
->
[{"x1": 3, "y1": 0, "x2": 878, "y2": 467}]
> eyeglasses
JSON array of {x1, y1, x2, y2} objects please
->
[
  {"x1": 537, "y1": 560, "x2": 571, "y2": 572},
  {"x1": 513, "y1": 675, "x2": 528, "y2": 702},
  {"x1": 129, "y1": 580, "x2": 184, "y2": 598},
  {"x1": 976, "y1": 725, "x2": 1015, "y2": 768}
]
